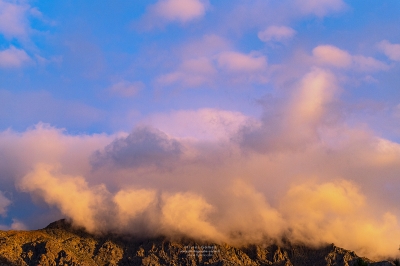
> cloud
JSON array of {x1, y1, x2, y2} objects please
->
[
  {"x1": 280, "y1": 180, "x2": 400, "y2": 257},
  {"x1": 240, "y1": 68, "x2": 339, "y2": 152},
  {"x1": 0, "y1": 191, "x2": 11, "y2": 215},
  {"x1": 144, "y1": 0, "x2": 209, "y2": 26},
  {"x1": 108, "y1": 80, "x2": 143, "y2": 97},
  {"x1": 142, "y1": 108, "x2": 258, "y2": 141},
  {"x1": 258, "y1": 26, "x2": 296, "y2": 43},
  {"x1": 3, "y1": 68, "x2": 400, "y2": 259},
  {"x1": 0, "y1": 219, "x2": 27, "y2": 230},
  {"x1": 378, "y1": 40, "x2": 400, "y2": 61},
  {"x1": 313, "y1": 45, "x2": 352, "y2": 68},
  {"x1": 157, "y1": 57, "x2": 216, "y2": 88},
  {"x1": 0, "y1": 46, "x2": 31, "y2": 68},
  {"x1": 113, "y1": 188, "x2": 156, "y2": 229},
  {"x1": 92, "y1": 127, "x2": 183, "y2": 169},
  {"x1": 313, "y1": 45, "x2": 389, "y2": 71},
  {"x1": 215, "y1": 180, "x2": 285, "y2": 243},
  {"x1": 17, "y1": 157, "x2": 400, "y2": 259},
  {"x1": 161, "y1": 192, "x2": 223, "y2": 241},
  {"x1": 9, "y1": 219, "x2": 28, "y2": 230},
  {"x1": 156, "y1": 35, "x2": 230, "y2": 88},
  {"x1": 157, "y1": 50, "x2": 268, "y2": 88},
  {"x1": 0, "y1": 0, "x2": 30, "y2": 39},
  {"x1": 352, "y1": 55, "x2": 390, "y2": 72},
  {"x1": 0, "y1": 123, "x2": 114, "y2": 183},
  {"x1": 216, "y1": 51, "x2": 267, "y2": 73},
  {"x1": 19, "y1": 164, "x2": 109, "y2": 232},
  {"x1": 294, "y1": 0, "x2": 346, "y2": 17}
]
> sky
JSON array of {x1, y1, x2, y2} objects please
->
[{"x1": 1, "y1": 0, "x2": 400, "y2": 260}]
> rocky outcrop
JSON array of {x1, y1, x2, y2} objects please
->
[{"x1": 0, "y1": 219, "x2": 397, "y2": 266}]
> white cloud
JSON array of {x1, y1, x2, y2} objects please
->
[
  {"x1": 313, "y1": 45, "x2": 389, "y2": 72},
  {"x1": 150, "y1": 0, "x2": 209, "y2": 23},
  {"x1": 108, "y1": 80, "x2": 143, "y2": 97},
  {"x1": 0, "y1": 46, "x2": 31, "y2": 68},
  {"x1": 0, "y1": 0, "x2": 30, "y2": 39},
  {"x1": 258, "y1": 26, "x2": 296, "y2": 43},
  {"x1": 378, "y1": 40, "x2": 400, "y2": 61}
]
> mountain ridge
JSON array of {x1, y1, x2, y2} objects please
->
[{"x1": 0, "y1": 219, "x2": 397, "y2": 266}]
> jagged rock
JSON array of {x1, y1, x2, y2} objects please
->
[{"x1": 0, "y1": 220, "x2": 397, "y2": 266}]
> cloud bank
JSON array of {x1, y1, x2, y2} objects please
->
[{"x1": 1, "y1": 67, "x2": 400, "y2": 260}]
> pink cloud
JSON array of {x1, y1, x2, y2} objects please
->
[
  {"x1": 352, "y1": 55, "x2": 389, "y2": 72},
  {"x1": 313, "y1": 45, "x2": 352, "y2": 68},
  {"x1": 150, "y1": 0, "x2": 209, "y2": 23},
  {"x1": 378, "y1": 40, "x2": 400, "y2": 61},
  {"x1": 0, "y1": 46, "x2": 31, "y2": 68},
  {"x1": 313, "y1": 45, "x2": 389, "y2": 72},
  {"x1": 142, "y1": 108, "x2": 257, "y2": 141},
  {"x1": 157, "y1": 57, "x2": 216, "y2": 87},
  {"x1": 0, "y1": 0, "x2": 30, "y2": 39},
  {"x1": 294, "y1": 0, "x2": 346, "y2": 17},
  {"x1": 157, "y1": 51, "x2": 268, "y2": 87},
  {"x1": 216, "y1": 51, "x2": 267, "y2": 73},
  {"x1": 258, "y1": 25, "x2": 296, "y2": 42}
]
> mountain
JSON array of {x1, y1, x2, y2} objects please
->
[{"x1": 0, "y1": 219, "x2": 397, "y2": 266}]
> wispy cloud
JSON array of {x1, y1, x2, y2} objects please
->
[
  {"x1": 138, "y1": 0, "x2": 210, "y2": 29},
  {"x1": 108, "y1": 80, "x2": 143, "y2": 97},
  {"x1": 312, "y1": 45, "x2": 389, "y2": 71},
  {"x1": 293, "y1": 0, "x2": 346, "y2": 17},
  {"x1": 258, "y1": 26, "x2": 296, "y2": 43},
  {"x1": 378, "y1": 40, "x2": 400, "y2": 61},
  {"x1": 157, "y1": 50, "x2": 268, "y2": 88},
  {"x1": 0, "y1": 0, "x2": 30, "y2": 39}
]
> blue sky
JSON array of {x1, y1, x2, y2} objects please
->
[
  {"x1": 1, "y1": 0, "x2": 400, "y2": 259},
  {"x1": 1, "y1": 0, "x2": 399, "y2": 135}
]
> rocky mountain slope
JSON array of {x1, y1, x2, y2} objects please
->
[{"x1": 0, "y1": 219, "x2": 397, "y2": 266}]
